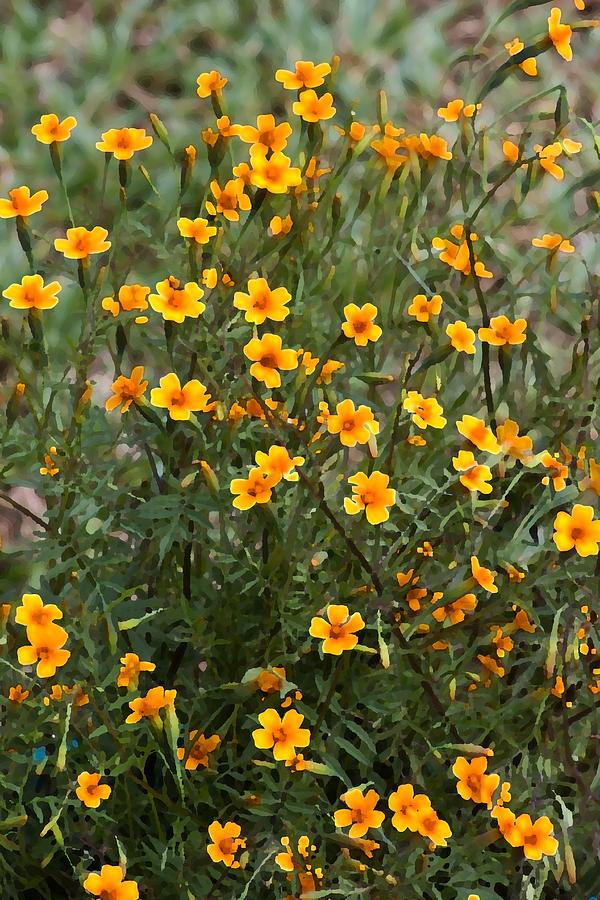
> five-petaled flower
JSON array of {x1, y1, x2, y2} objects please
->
[
  {"x1": 275, "y1": 60, "x2": 331, "y2": 90},
  {"x1": 117, "y1": 653, "x2": 155, "y2": 690},
  {"x1": 478, "y1": 315, "x2": 527, "y2": 347},
  {"x1": 230, "y1": 468, "x2": 279, "y2": 509},
  {"x1": 326, "y1": 398, "x2": 380, "y2": 447},
  {"x1": 31, "y1": 113, "x2": 77, "y2": 143},
  {"x1": 404, "y1": 391, "x2": 446, "y2": 429},
  {"x1": 126, "y1": 686, "x2": 176, "y2": 725},
  {"x1": 234, "y1": 277, "x2": 291, "y2": 324},
  {"x1": 96, "y1": 127, "x2": 153, "y2": 159},
  {"x1": 309, "y1": 604, "x2": 365, "y2": 654},
  {"x1": 293, "y1": 89, "x2": 336, "y2": 122},
  {"x1": 342, "y1": 302, "x2": 382, "y2": 346},
  {"x1": 148, "y1": 276, "x2": 205, "y2": 322},
  {"x1": 76, "y1": 772, "x2": 112, "y2": 809},
  {"x1": 17, "y1": 623, "x2": 70, "y2": 678},
  {"x1": 207, "y1": 820, "x2": 246, "y2": 867},
  {"x1": 54, "y1": 226, "x2": 111, "y2": 259},
  {"x1": 105, "y1": 366, "x2": 148, "y2": 413},
  {"x1": 252, "y1": 708, "x2": 311, "y2": 760},
  {"x1": 452, "y1": 756, "x2": 499, "y2": 808},
  {"x1": 196, "y1": 70, "x2": 228, "y2": 98},
  {"x1": 407, "y1": 293, "x2": 443, "y2": 323},
  {"x1": 238, "y1": 114, "x2": 292, "y2": 152},
  {"x1": 177, "y1": 217, "x2": 217, "y2": 245},
  {"x1": 553, "y1": 504, "x2": 600, "y2": 557},
  {"x1": 83, "y1": 865, "x2": 139, "y2": 899},
  {"x1": 344, "y1": 471, "x2": 396, "y2": 524},
  {"x1": 15, "y1": 593, "x2": 62, "y2": 627},
  {"x1": 178, "y1": 731, "x2": 221, "y2": 770},
  {"x1": 206, "y1": 178, "x2": 251, "y2": 221},
  {"x1": 388, "y1": 784, "x2": 432, "y2": 833},
  {"x1": 334, "y1": 788, "x2": 385, "y2": 838},
  {"x1": 243, "y1": 332, "x2": 298, "y2": 388},
  {"x1": 0, "y1": 186, "x2": 48, "y2": 219},
  {"x1": 151, "y1": 373, "x2": 213, "y2": 420},
  {"x1": 2, "y1": 274, "x2": 61, "y2": 310},
  {"x1": 254, "y1": 445, "x2": 304, "y2": 483},
  {"x1": 249, "y1": 146, "x2": 302, "y2": 193}
]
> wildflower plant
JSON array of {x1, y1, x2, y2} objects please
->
[{"x1": 0, "y1": 0, "x2": 599, "y2": 897}]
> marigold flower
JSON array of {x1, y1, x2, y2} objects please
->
[
  {"x1": 17, "y1": 623, "x2": 70, "y2": 678},
  {"x1": 9, "y1": 684, "x2": 29, "y2": 702},
  {"x1": 76, "y1": 772, "x2": 111, "y2": 809},
  {"x1": 371, "y1": 134, "x2": 407, "y2": 172},
  {"x1": 553, "y1": 504, "x2": 600, "y2": 556},
  {"x1": 255, "y1": 666, "x2": 286, "y2": 694},
  {"x1": 513, "y1": 814, "x2": 559, "y2": 860},
  {"x1": 540, "y1": 451, "x2": 569, "y2": 491},
  {"x1": 431, "y1": 593, "x2": 477, "y2": 624},
  {"x1": 206, "y1": 178, "x2": 251, "y2": 221},
  {"x1": 116, "y1": 653, "x2": 155, "y2": 690},
  {"x1": 238, "y1": 114, "x2": 292, "y2": 151},
  {"x1": 502, "y1": 140, "x2": 520, "y2": 163},
  {"x1": 151, "y1": 373, "x2": 212, "y2": 421},
  {"x1": 452, "y1": 756, "x2": 499, "y2": 808},
  {"x1": 415, "y1": 807, "x2": 452, "y2": 847},
  {"x1": 15, "y1": 593, "x2": 62, "y2": 627},
  {"x1": 403, "y1": 391, "x2": 446, "y2": 430},
  {"x1": 118, "y1": 284, "x2": 150, "y2": 312},
  {"x1": 471, "y1": 555, "x2": 498, "y2": 593},
  {"x1": 505, "y1": 38, "x2": 538, "y2": 76},
  {"x1": 83, "y1": 866, "x2": 138, "y2": 899},
  {"x1": 432, "y1": 226, "x2": 492, "y2": 278},
  {"x1": 234, "y1": 277, "x2": 291, "y2": 324},
  {"x1": 344, "y1": 471, "x2": 396, "y2": 525},
  {"x1": 31, "y1": 113, "x2": 77, "y2": 143},
  {"x1": 548, "y1": 7, "x2": 573, "y2": 61},
  {"x1": 252, "y1": 708, "x2": 311, "y2": 760},
  {"x1": 148, "y1": 276, "x2": 205, "y2": 322},
  {"x1": 126, "y1": 686, "x2": 176, "y2": 725},
  {"x1": 309, "y1": 604, "x2": 365, "y2": 655},
  {"x1": 275, "y1": 60, "x2": 331, "y2": 90},
  {"x1": 105, "y1": 366, "x2": 148, "y2": 413},
  {"x1": 342, "y1": 302, "x2": 382, "y2": 345},
  {"x1": 0, "y1": 186, "x2": 48, "y2": 219},
  {"x1": 177, "y1": 730, "x2": 221, "y2": 770},
  {"x1": 254, "y1": 445, "x2": 304, "y2": 483},
  {"x1": 531, "y1": 233, "x2": 575, "y2": 253},
  {"x1": 334, "y1": 788, "x2": 385, "y2": 838},
  {"x1": 456, "y1": 415, "x2": 500, "y2": 453},
  {"x1": 207, "y1": 820, "x2": 245, "y2": 867},
  {"x1": 249, "y1": 145, "x2": 302, "y2": 193},
  {"x1": 2, "y1": 273, "x2": 61, "y2": 311},
  {"x1": 270, "y1": 214, "x2": 293, "y2": 236},
  {"x1": 196, "y1": 70, "x2": 228, "y2": 98},
  {"x1": 453, "y1": 451, "x2": 493, "y2": 494},
  {"x1": 418, "y1": 133, "x2": 453, "y2": 161},
  {"x1": 446, "y1": 320, "x2": 476, "y2": 354},
  {"x1": 437, "y1": 99, "x2": 465, "y2": 122},
  {"x1": 496, "y1": 419, "x2": 533, "y2": 461},
  {"x1": 293, "y1": 89, "x2": 336, "y2": 122},
  {"x1": 96, "y1": 127, "x2": 152, "y2": 159},
  {"x1": 327, "y1": 398, "x2": 379, "y2": 447},
  {"x1": 243, "y1": 332, "x2": 298, "y2": 388},
  {"x1": 388, "y1": 784, "x2": 431, "y2": 832},
  {"x1": 478, "y1": 315, "x2": 527, "y2": 347},
  {"x1": 407, "y1": 293, "x2": 443, "y2": 323},
  {"x1": 230, "y1": 467, "x2": 279, "y2": 510},
  {"x1": 177, "y1": 217, "x2": 217, "y2": 245},
  {"x1": 54, "y1": 226, "x2": 111, "y2": 259}
]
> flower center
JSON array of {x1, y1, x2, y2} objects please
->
[
  {"x1": 352, "y1": 320, "x2": 367, "y2": 333},
  {"x1": 259, "y1": 354, "x2": 277, "y2": 368},
  {"x1": 342, "y1": 419, "x2": 355, "y2": 430}
]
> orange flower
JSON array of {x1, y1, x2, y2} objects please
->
[
  {"x1": 96, "y1": 127, "x2": 152, "y2": 159},
  {"x1": 431, "y1": 593, "x2": 477, "y2": 624},
  {"x1": 254, "y1": 445, "x2": 304, "y2": 483},
  {"x1": 15, "y1": 593, "x2": 62, "y2": 627},
  {"x1": 453, "y1": 451, "x2": 493, "y2": 494},
  {"x1": 388, "y1": 784, "x2": 431, "y2": 832},
  {"x1": 117, "y1": 653, "x2": 155, "y2": 690},
  {"x1": 446, "y1": 320, "x2": 476, "y2": 354},
  {"x1": 234, "y1": 277, "x2": 291, "y2": 324},
  {"x1": 452, "y1": 756, "x2": 499, "y2": 808},
  {"x1": 148, "y1": 276, "x2": 205, "y2": 322},
  {"x1": 249, "y1": 145, "x2": 302, "y2": 193},
  {"x1": 9, "y1": 684, "x2": 29, "y2": 702},
  {"x1": 531, "y1": 233, "x2": 574, "y2": 253},
  {"x1": 83, "y1": 865, "x2": 138, "y2": 899},
  {"x1": 407, "y1": 294, "x2": 443, "y2": 323},
  {"x1": 326, "y1": 398, "x2": 379, "y2": 447},
  {"x1": 553, "y1": 504, "x2": 600, "y2": 556},
  {"x1": 105, "y1": 366, "x2": 148, "y2": 413},
  {"x1": 40, "y1": 447, "x2": 59, "y2": 477},
  {"x1": 418, "y1": 133, "x2": 453, "y2": 161},
  {"x1": 334, "y1": 788, "x2": 385, "y2": 838},
  {"x1": 243, "y1": 332, "x2": 298, "y2": 388},
  {"x1": 151, "y1": 373, "x2": 212, "y2": 421},
  {"x1": 344, "y1": 471, "x2": 396, "y2": 524},
  {"x1": 0, "y1": 186, "x2": 48, "y2": 219},
  {"x1": 238, "y1": 114, "x2": 292, "y2": 151},
  {"x1": 292, "y1": 89, "x2": 336, "y2": 122},
  {"x1": 371, "y1": 134, "x2": 407, "y2": 172},
  {"x1": 471, "y1": 556, "x2": 498, "y2": 593},
  {"x1": 17, "y1": 623, "x2": 70, "y2": 678},
  {"x1": 496, "y1": 419, "x2": 533, "y2": 461},
  {"x1": 275, "y1": 60, "x2": 331, "y2": 90},
  {"x1": 196, "y1": 70, "x2": 228, "y2": 98},
  {"x1": 76, "y1": 772, "x2": 112, "y2": 809},
  {"x1": 505, "y1": 38, "x2": 538, "y2": 77},
  {"x1": 432, "y1": 225, "x2": 492, "y2": 278},
  {"x1": 491, "y1": 626, "x2": 513, "y2": 658},
  {"x1": 535, "y1": 142, "x2": 565, "y2": 180},
  {"x1": 270, "y1": 214, "x2": 293, "y2": 236},
  {"x1": 177, "y1": 217, "x2": 217, "y2": 245},
  {"x1": 548, "y1": 7, "x2": 573, "y2": 61},
  {"x1": 513, "y1": 814, "x2": 559, "y2": 860},
  {"x1": 206, "y1": 178, "x2": 251, "y2": 222},
  {"x1": 540, "y1": 451, "x2": 569, "y2": 491},
  {"x1": 177, "y1": 730, "x2": 221, "y2": 770},
  {"x1": 403, "y1": 391, "x2": 446, "y2": 430},
  {"x1": 319, "y1": 358, "x2": 344, "y2": 383},
  {"x1": 31, "y1": 113, "x2": 77, "y2": 143},
  {"x1": 255, "y1": 666, "x2": 286, "y2": 694},
  {"x1": 415, "y1": 807, "x2": 452, "y2": 847},
  {"x1": 502, "y1": 139, "x2": 520, "y2": 163},
  {"x1": 126, "y1": 686, "x2": 176, "y2": 725},
  {"x1": 437, "y1": 98, "x2": 480, "y2": 121},
  {"x1": 3, "y1": 274, "x2": 61, "y2": 311},
  {"x1": 478, "y1": 315, "x2": 527, "y2": 346},
  {"x1": 309, "y1": 604, "x2": 365, "y2": 655},
  {"x1": 54, "y1": 226, "x2": 110, "y2": 259},
  {"x1": 252, "y1": 708, "x2": 311, "y2": 760},
  {"x1": 456, "y1": 415, "x2": 500, "y2": 453},
  {"x1": 342, "y1": 302, "x2": 382, "y2": 346},
  {"x1": 207, "y1": 821, "x2": 245, "y2": 868},
  {"x1": 230, "y1": 468, "x2": 279, "y2": 510}
]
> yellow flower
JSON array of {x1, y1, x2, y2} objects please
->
[
  {"x1": 553, "y1": 504, "x2": 600, "y2": 556},
  {"x1": 293, "y1": 89, "x2": 336, "y2": 122},
  {"x1": 83, "y1": 865, "x2": 139, "y2": 899},
  {"x1": 76, "y1": 772, "x2": 112, "y2": 809},
  {"x1": 531, "y1": 233, "x2": 574, "y2": 253},
  {"x1": 309, "y1": 604, "x2": 365, "y2": 654},
  {"x1": 31, "y1": 114, "x2": 77, "y2": 143},
  {"x1": 117, "y1": 653, "x2": 155, "y2": 690},
  {"x1": 407, "y1": 293, "x2": 443, "y2": 323},
  {"x1": 233, "y1": 277, "x2": 291, "y2": 323},
  {"x1": 238, "y1": 114, "x2": 292, "y2": 152},
  {"x1": 15, "y1": 593, "x2": 62, "y2": 627},
  {"x1": 0, "y1": 186, "x2": 48, "y2": 219},
  {"x1": 196, "y1": 70, "x2": 228, "y2": 98},
  {"x1": 96, "y1": 127, "x2": 152, "y2": 159},
  {"x1": 177, "y1": 217, "x2": 217, "y2": 244},
  {"x1": 327, "y1": 398, "x2": 379, "y2": 447},
  {"x1": 177, "y1": 731, "x2": 221, "y2": 770},
  {"x1": 206, "y1": 178, "x2": 251, "y2": 221},
  {"x1": 249, "y1": 145, "x2": 302, "y2": 193},
  {"x1": 275, "y1": 60, "x2": 331, "y2": 90},
  {"x1": 254, "y1": 445, "x2": 304, "y2": 483},
  {"x1": 446, "y1": 320, "x2": 476, "y2": 354},
  {"x1": 388, "y1": 784, "x2": 431, "y2": 833},
  {"x1": 334, "y1": 788, "x2": 385, "y2": 838},
  {"x1": 478, "y1": 315, "x2": 527, "y2": 347},
  {"x1": 502, "y1": 139, "x2": 520, "y2": 164},
  {"x1": 505, "y1": 38, "x2": 538, "y2": 77},
  {"x1": 8, "y1": 684, "x2": 29, "y2": 703},
  {"x1": 496, "y1": 419, "x2": 533, "y2": 461},
  {"x1": 230, "y1": 468, "x2": 279, "y2": 510},
  {"x1": 207, "y1": 821, "x2": 245, "y2": 868},
  {"x1": 151, "y1": 373, "x2": 213, "y2": 421},
  {"x1": 3, "y1": 274, "x2": 61, "y2": 310},
  {"x1": 456, "y1": 415, "x2": 500, "y2": 453},
  {"x1": 252, "y1": 708, "x2": 311, "y2": 760},
  {"x1": 148, "y1": 276, "x2": 205, "y2": 323},
  {"x1": 105, "y1": 366, "x2": 148, "y2": 413},
  {"x1": 471, "y1": 555, "x2": 498, "y2": 593},
  {"x1": 126, "y1": 686, "x2": 176, "y2": 725},
  {"x1": 342, "y1": 302, "x2": 382, "y2": 345},
  {"x1": 403, "y1": 391, "x2": 446, "y2": 430},
  {"x1": 270, "y1": 214, "x2": 293, "y2": 236},
  {"x1": 54, "y1": 226, "x2": 111, "y2": 259},
  {"x1": 453, "y1": 450, "x2": 493, "y2": 494},
  {"x1": 344, "y1": 471, "x2": 396, "y2": 524},
  {"x1": 243, "y1": 333, "x2": 298, "y2": 388},
  {"x1": 452, "y1": 756, "x2": 499, "y2": 808},
  {"x1": 17, "y1": 623, "x2": 70, "y2": 678},
  {"x1": 548, "y1": 7, "x2": 573, "y2": 61}
]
